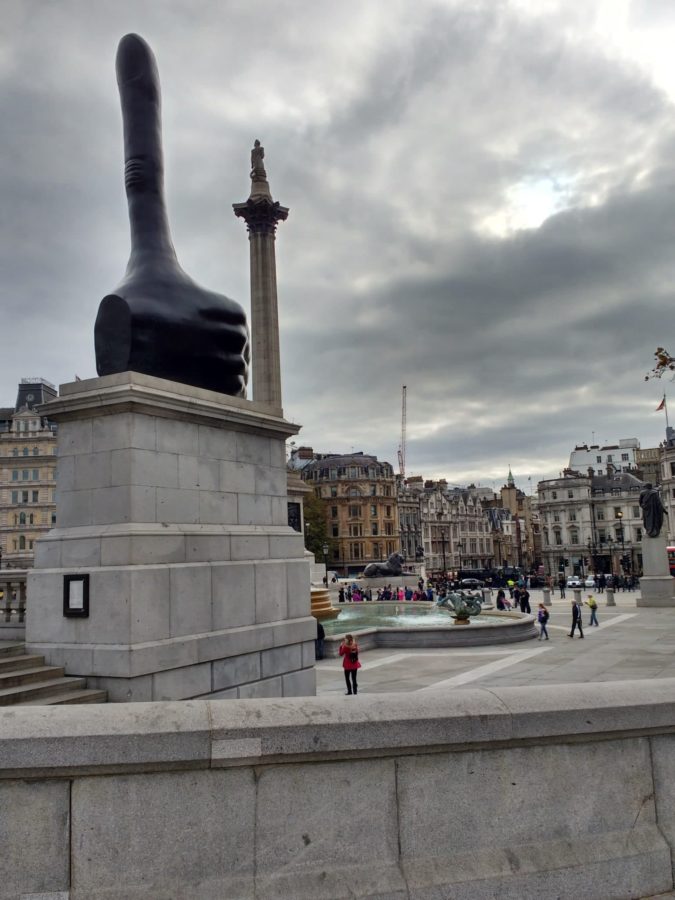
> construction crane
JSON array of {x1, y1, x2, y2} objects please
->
[{"x1": 397, "y1": 384, "x2": 407, "y2": 478}]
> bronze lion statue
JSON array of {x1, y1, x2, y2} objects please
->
[{"x1": 363, "y1": 552, "x2": 405, "y2": 578}]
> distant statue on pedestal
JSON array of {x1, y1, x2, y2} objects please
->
[
  {"x1": 250, "y1": 139, "x2": 267, "y2": 182},
  {"x1": 639, "y1": 483, "x2": 666, "y2": 538}
]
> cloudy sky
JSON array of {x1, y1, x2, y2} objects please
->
[{"x1": 2, "y1": 0, "x2": 675, "y2": 491}]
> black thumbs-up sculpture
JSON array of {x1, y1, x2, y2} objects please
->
[{"x1": 95, "y1": 34, "x2": 250, "y2": 397}]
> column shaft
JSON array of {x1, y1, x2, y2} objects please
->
[{"x1": 249, "y1": 233, "x2": 281, "y2": 407}]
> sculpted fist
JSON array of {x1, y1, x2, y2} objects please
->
[{"x1": 95, "y1": 34, "x2": 249, "y2": 397}]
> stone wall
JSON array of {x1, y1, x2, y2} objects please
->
[{"x1": 3, "y1": 681, "x2": 675, "y2": 898}]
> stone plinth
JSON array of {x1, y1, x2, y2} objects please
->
[
  {"x1": 638, "y1": 532, "x2": 675, "y2": 607},
  {"x1": 26, "y1": 372, "x2": 316, "y2": 701}
]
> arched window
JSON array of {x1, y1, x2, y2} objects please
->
[
  {"x1": 23, "y1": 447, "x2": 29, "y2": 456},
  {"x1": 29, "y1": 514, "x2": 34, "y2": 525},
  {"x1": 19, "y1": 512, "x2": 26, "y2": 526},
  {"x1": 19, "y1": 536, "x2": 25, "y2": 550}
]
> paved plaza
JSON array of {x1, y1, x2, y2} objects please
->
[{"x1": 316, "y1": 590, "x2": 675, "y2": 695}]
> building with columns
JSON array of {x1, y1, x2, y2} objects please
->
[
  {"x1": 537, "y1": 467, "x2": 644, "y2": 578},
  {"x1": 398, "y1": 479, "x2": 493, "y2": 575}
]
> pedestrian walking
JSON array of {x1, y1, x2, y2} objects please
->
[
  {"x1": 558, "y1": 576, "x2": 566, "y2": 599},
  {"x1": 585, "y1": 594, "x2": 599, "y2": 627},
  {"x1": 569, "y1": 598, "x2": 584, "y2": 638},
  {"x1": 537, "y1": 604, "x2": 550, "y2": 640},
  {"x1": 315, "y1": 619, "x2": 325, "y2": 660},
  {"x1": 339, "y1": 634, "x2": 361, "y2": 695},
  {"x1": 598, "y1": 574, "x2": 606, "y2": 594},
  {"x1": 520, "y1": 587, "x2": 531, "y2": 614}
]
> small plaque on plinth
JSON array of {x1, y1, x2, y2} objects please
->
[{"x1": 63, "y1": 574, "x2": 90, "y2": 618}]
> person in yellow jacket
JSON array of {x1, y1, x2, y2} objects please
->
[{"x1": 585, "y1": 594, "x2": 599, "y2": 627}]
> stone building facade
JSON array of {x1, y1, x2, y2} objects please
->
[
  {"x1": 0, "y1": 379, "x2": 58, "y2": 569},
  {"x1": 398, "y1": 479, "x2": 493, "y2": 575},
  {"x1": 569, "y1": 438, "x2": 641, "y2": 475},
  {"x1": 299, "y1": 451, "x2": 398, "y2": 575},
  {"x1": 397, "y1": 474, "x2": 424, "y2": 566},
  {"x1": 537, "y1": 468, "x2": 644, "y2": 578}
]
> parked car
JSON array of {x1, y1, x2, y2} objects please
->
[
  {"x1": 566, "y1": 576, "x2": 583, "y2": 588},
  {"x1": 584, "y1": 576, "x2": 596, "y2": 588}
]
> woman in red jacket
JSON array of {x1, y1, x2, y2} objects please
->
[{"x1": 339, "y1": 633, "x2": 361, "y2": 695}]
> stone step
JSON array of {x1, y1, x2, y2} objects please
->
[
  {"x1": 0, "y1": 642, "x2": 26, "y2": 658},
  {"x1": 0, "y1": 653, "x2": 45, "y2": 673},
  {"x1": 0, "y1": 665, "x2": 65, "y2": 689},
  {"x1": 0, "y1": 676, "x2": 88, "y2": 705},
  {"x1": 20, "y1": 689, "x2": 108, "y2": 705}
]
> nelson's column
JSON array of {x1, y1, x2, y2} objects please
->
[{"x1": 233, "y1": 141, "x2": 289, "y2": 409}]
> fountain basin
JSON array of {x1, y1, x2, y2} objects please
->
[{"x1": 320, "y1": 602, "x2": 537, "y2": 655}]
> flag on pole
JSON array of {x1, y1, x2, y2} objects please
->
[{"x1": 656, "y1": 395, "x2": 666, "y2": 411}]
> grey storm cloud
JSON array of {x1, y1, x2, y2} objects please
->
[{"x1": 1, "y1": 0, "x2": 675, "y2": 489}]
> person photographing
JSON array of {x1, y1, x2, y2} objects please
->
[{"x1": 339, "y1": 634, "x2": 361, "y2": 695}]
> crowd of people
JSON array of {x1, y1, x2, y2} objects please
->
[{"x1": 337, "y1": 581, "x2": 437, "y2": 603}]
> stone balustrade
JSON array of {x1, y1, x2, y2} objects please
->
[
  {"x1": 0, "y1": 569, "x2": 26, "y2": 640},
  {"x1": 2, "y1": 680, "x2": 675, "y2": 898}
]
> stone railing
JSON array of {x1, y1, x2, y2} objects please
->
[
  {"x1": 0, "y1": 569, "x2": 27, "y2": 641},
  {"x1": 2, "y1": 680, "x2": 675, "y2": 898}
]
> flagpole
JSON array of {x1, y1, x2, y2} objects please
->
[{"x1": 666, "y1": 392, "x2": 670, "y2": 430}]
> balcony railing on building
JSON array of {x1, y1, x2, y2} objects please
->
[{"x1": 0, "y1": 571, "x2": 27, "y2": 641}]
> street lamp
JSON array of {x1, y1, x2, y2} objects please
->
[
  {"x1": 440, "y1": 530, "x2": 447, "y2": 578},
  {"x1": 456, "y1": 540, "x2": 463, "y2": 574},
  {"x1": 587, "y1": 537, "x2": 594, "y2": 575},
  {"x1": 607, "y1": 538, "x2": 615, "y2": 576},
  {"x1": 322, "y1": 543, "x2": 329, "y2": 584},
  {"x1": 616, "y1": 511, "x2": 626, "y2": 572}
]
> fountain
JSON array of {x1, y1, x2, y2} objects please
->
[
  {"x1": 437, "y1": 590, "x2": 482, "y2": 625},
  {"x1": 320, "y1": 598, "x2": 537, "y2": 654},
  {"x1": 311, "y1": 584, "x2": 340, "y2": 620}
]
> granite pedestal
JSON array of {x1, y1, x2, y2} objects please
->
[
  {"x1": 26, "y1": 372, "x2": 316, "y2": 701},
  {"x1": 637, "y1": 532, "x2": 675, "y2": 608}
]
